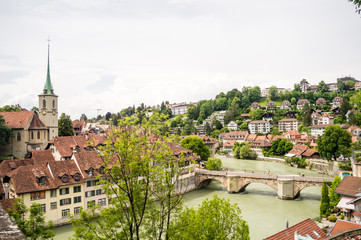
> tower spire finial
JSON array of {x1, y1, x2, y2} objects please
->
[{"x1": 42, "y1": 37, "x2": 54, "y2": 95}]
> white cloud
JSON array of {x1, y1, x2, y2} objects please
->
[{"x1": 0, "y1": 0, "x2": 361, "y2": 119}]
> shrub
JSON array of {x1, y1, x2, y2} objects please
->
[
  {"x1": 218, "y1": 150, "x2": 228, "y2": 155},
  {"x1": 328, "y1": 215, "x2": 337, "y2": 222},
  {"x1": 340, "y1": 213, "x2": 344, "y2": 220}
]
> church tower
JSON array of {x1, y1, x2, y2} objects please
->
[{"x1": 39, "y1": 42, "x2": 58, "y2": 140}]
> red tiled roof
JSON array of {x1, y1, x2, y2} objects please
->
[
  {"x1": 329, "y1": 219, "x2": 361, "y2": 236},
  {"x1": 0, "y1": 159, "x2": 34, "y2": 178},
  {"x1": 279, "y1": 118, "x2": 298, "y2": 122},
  {"x1": 250, "y1": 120, "x2": 268, "y2": 124},
  {"x1": 0, "y1": 111, "x2": 34, "y2": 129},
  {"x1": 265, "y1": 218, "x2": 327, "y2": 240},
  {"x1": 334, "y1": 176, "x2": 361, "y2": 197},
  {"x1": 302, "y1": 149, "x2": 319, "y2": 157},
  {"x1": 281, "y1": 100, "x2": 291, "y2": 105},
  {"x1": 289, "y1": 145, "x2": 309, "y2": 155},
  {"x1": 30, "y1": 150, "x2": 55, "y2": 164},
  {"x1": 29, "y1": 114, "x2": 47, "y2": 130},
  {"x1": 223, "y1": 140, "x2": 236, "y2": 147},
  {"x1": 297, "y1": 99, "x2": 310, "y2": 105}
]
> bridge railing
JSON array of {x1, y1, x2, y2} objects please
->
[{"x1": 194, "y1": 168, "x2": 334, "y2": 182}]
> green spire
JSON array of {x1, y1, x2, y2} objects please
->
[{"x1": 41, "y1": 42, "x2": 54, "y2": 95}]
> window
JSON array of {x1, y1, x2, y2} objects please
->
[
  {"x1": 50, "y1": 190, "x2": 57, "y2": 198},
  {"x1": 96, "y1": 189, "x2": 104, "y2": 195},
  {"x1": 30, "y1": 191, "x2": 45, "y2": 201},
  {"x1": 85, "y1": 190, "x2": 95, "y2": 198},
  {"x1": 50, "y1": 202, "x2": 57, "y2": 210},
  {"x1": 73, "y1": 186, "x2": 81, "y2": 193},
  {"x1": 60, "y1": 198, "x2": 71, "y2": 206},
  {"x1": 74, "y1": 207, "x2": 81, "y2": 215},
  {"x1": 87, "y1": 200, "x2": 95, "y2": 208},
  {"x1": 37, "y1": 131, "x2": 40, "y2": 139},
  {"x1": 31, "y1": 131, "x2": 34, "y2": 139},
  {"x1": 52, "y1": 100, "x2": 55, "y2": 108},
  {"x1": 88, "y1": 168, "x2": 94, "y2": 176},
  {"x1": 74, "y1": 196, "x2": 81, "y2": 203},
  {"x1": 73, "y1": 174, "x2": 80, "y2": 182},
  {"x1": 17, "y1": 132, "x2": 21, "y2": 141},
  {"x1": 61, "y1": 175, "x2": 68, "y2": 183},
  {"x1": 59, "y1": 188, "x2": 69, "y2": 195},
  {"x1": 37, "y1": 177, "x2": 46, "y2": 185},
  {"x1": 41, "y1": 204, "x2": 46, "y2": 213},
  {"x1": 62, "y1": 209, "x2": 70, "y2": 218},
  {"x1": 87, "y1": 180, "x2": 99, "y2": 187},
  {"x1": 43, "y1": 99, "x2": 46, "y2": 108},
  {"x1": 98, "y1": 198, "x2": 106, "y2": 206}
]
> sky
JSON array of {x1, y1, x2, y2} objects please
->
[{"x1": 0, "y1": 0, "x2": 361, "y2": 119}]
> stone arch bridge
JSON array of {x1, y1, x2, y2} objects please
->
[{"x1": 195, "y1": 169, "x2": 334, "y2": 200}]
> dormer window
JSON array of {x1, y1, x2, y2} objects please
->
[
  {"x1": 37, "y1": 176, "x2": 46, "y2": 185},
  {"x1": 98, "y1": 166, "x2": 105, "y2": 174},
  {"x1": 88, "y1": 168, "x2": 94, "y2": 177},
  {"x1": 61, "y1": 174, "x2": 69, "y2": 183},
  {"x1": 73, "y1": 173, "x2": 80, "y2": 182}
]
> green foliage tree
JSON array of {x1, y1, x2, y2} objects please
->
[
  {"x1": 349, "y1": 0, "x2": 361, "y2": 14},
  {"x1": 268, "y1": 86, "x2": 279, "y2": 101},
  {"x1": 329, "y1": 176, "x2": 341, "y2": 208},
  {"x1": 351, "y1": 90, "x2": 361, "y2": 109},
  {"x1": 340, "y1": 98, "x2": 352, "y2": 121},
  {"x1": 249, "y1": 109, "x2": 264, "y2": 121},
  {"x1": 0, "y1": 115, "x2": 12, "y2": 147},
  {"x1": 317, "y1": 81, "x2": 329, "y2": 93},
  {"x1": 320, "y1": 183, "x2": 330, "y2": 217},
  {"x1": 301, "y1": 103, "x2": 312, "y2": 127},
  {"x1": 349, "y1": 112, "x2": 361, "y2": 126},
  {"x1": 72, "y1": 116, "x2": 187, "y2": 240},
  {"x1": 268, "y1": 139, "x2": 293, "y2": 156},
  {"x1": 238, "y1": 142, "x2": 257, "y2": 160},
  {"x1": 58, "y1": 113, "x2": 74, "y2": 136},
  {"x1": 317, "y1": 125, "x2": 352, "y2": 160},
  {"x1": 31, "y1": 106, "x2": 39, "y2": 115},
  {"x1": 8, "y1": 199, "x2": 54, "y2": 240},
  {"x1": 186, "y1": 105, "x2": 199, "y2": 120},
  {"x1": 80, "y1": 113, "x2": 88, "y2": 121},
  {"x1": 174, "y1": 195, "x2": 250, "y2": 240},
  {"x1": 206, "y1": 157, "x2": 222, "y2": 171},
  {"x1": 0, "y1": 105, "x2": 22, "y2": 112},
  {"x1": 214, "y1": 120, "x2": 223, "y2": 130},
  {"x1": 337, "y1": 79, "x2": 346, "y2": 92},
  {"x1": 180, "y1": 136, "x2": 210, "y2": 160},
  {"x1": 224, "y1": 97, "x2": 241, "y2": 124}
]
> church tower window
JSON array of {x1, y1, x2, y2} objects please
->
[
  {"x1": 31, "y1": 131, "x2": 34, "y2": 139},
  {"x1": 37, "y1": 131, "x2": 40, "y2": 139},
  {"x1": 43, "y1": 99, "x2": 46, "y2": 108},
  {"x1": 17, "y1": 132, "x2": 21, "y2": 141},
  {"x1": 52, "y1": 100, "x2": 55, "y2": 108}
]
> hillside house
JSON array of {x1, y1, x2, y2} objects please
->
[
  {"x1": 297, "y1": 99, "x2": 310, "y2": 110},
  {"x1": 248, "y1": 120, "x2": 270, "y2": 134},
  {"x1": 278, "y1": 118, "x2": 299, "y2": 132}
]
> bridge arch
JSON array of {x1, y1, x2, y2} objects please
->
[
  {"x1": 196, "y1": 176, "x2": 228, "y2": 190},
  {"x1": 293, "y1": 182, "x2": 323, "y2": 199},
  {"x1": 237, "y1": 180, "x2": 278, "y2": 193}
]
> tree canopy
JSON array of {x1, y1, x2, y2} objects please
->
[
  {"x1": 206, "y1": 157, "x2": 222, "y2": 171},
  {"x1": 180, "y1": 136, "x2": 210, "y2": 160},
  {"x1": 174, "y1": 195, "x2": 250, "y2": 240},
  {"x1": 58, "y1": 113, "x2": 74, "y2": 136},
  {"x1": 317, "y1": 125, "x2": 352, "y2": 161},
  {"x1": 0, "y1": 115, "x2": 12, "y2": 147},
  {"x1": 8, "y1": 199, "x2": 54, "y2": 240},
  {"x1": 268, "y1": 86, "x2": 279, "y2": 101},
  {"x1": 0, "y1": 105, "x2": 22, "y2": 112}
]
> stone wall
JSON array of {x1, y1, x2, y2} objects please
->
[
  {"x1": 307, "y1": 158, "x2": 338, "y2": 176},
  {"x1": 0, "y1": 204, "x2": 26, "y2": 240}
]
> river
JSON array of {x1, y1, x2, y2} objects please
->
[{"x1": 53, "y1": 156, "x2": 331, "y2": 240}]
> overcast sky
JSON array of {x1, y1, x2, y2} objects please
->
[{"x1": 0, "y1": 0, "x2": 360, "y2": 119}]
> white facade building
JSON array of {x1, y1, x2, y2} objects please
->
[
  {"x1": 278, "y1": 118, "x2": 299, "y2": 132},
  {"x1": 248, "y1": 120, "x2": 270, "y2": 134}
]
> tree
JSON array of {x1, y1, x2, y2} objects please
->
[
  {"x1": 206, "y1": 157, "x2": 222, "y2": 171},
  {"x1": 0, "y1": 105, "x2": 21, "y2": 112},
  {"x1": 340, "y1": 98, "x2": 352, "y2": 121},
  {"x1": 268, "y1": 139, "x2": 293, "y2": 156},
  {"x1": 0, "y1": 115, "x2": 12, "y2": 147},
  {"x1": 268, "y1": 86, "x2": 279, "y2": 101},
  {"x1": 351, "y1": 90, "x2": 361, "y2": 109},
  {"x1": 72, "y1": 116, "x2": 188, "y2": 240},
  {"x1": 317, "y1": 81, "x2": 329, "y2": 93},
  {"x1": 31, "y1": 106, "x2": 39, "y2": 115},
  {"x1": 80, "y1": 113, "x2": 88, "y2": 121},
  {"x1": 337, "y1": 79, "x2": 346, "y2": 92},
  {"x1": 249, "y1": 109, "x2": 263, "y2": 121},
  {"x1": 214, "y1": 120, "x2": 223, "y2": 130},
  {"x1": 317, "y1": 125, "x2": 352, "y2": 161},
  {"x1": 58, "y1": 113, "x2": 74, "y2": 136},
  {"x1": 329, "y1": 176, "x2": 341, "y2": 208},
  {"x1": 180, "y1": 136, "x2": 210, "y2": 160},
  {"x1": 320, "y1": 183, "x2": 330, "y2": 217},
  {"x1": 239, "y1": 142, "x2": 257, "y2": 160},
  {"x1": 350, "y1": 0, "x2": 361, "y2": 14},
  {"x1": 8, "y1": 199, "x2": 54, "y2": 240},
  {"x1": 174, "y1": 195, "x2": 250, "y2": 240},
  {"x1": 301, "y1": 103, "x2": 312, "y2": 127}
]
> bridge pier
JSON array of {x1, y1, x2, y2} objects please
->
[
  {"x1": 277, "y1": 179, "x2": 295, "y2": 200},
  {"x1": 226, "y1": 177, "x2": 240, "y2": 193}
]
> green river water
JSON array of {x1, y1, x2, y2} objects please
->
[{"x1": 53, "y1": 156, "x2": 331, "y2": 240}]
